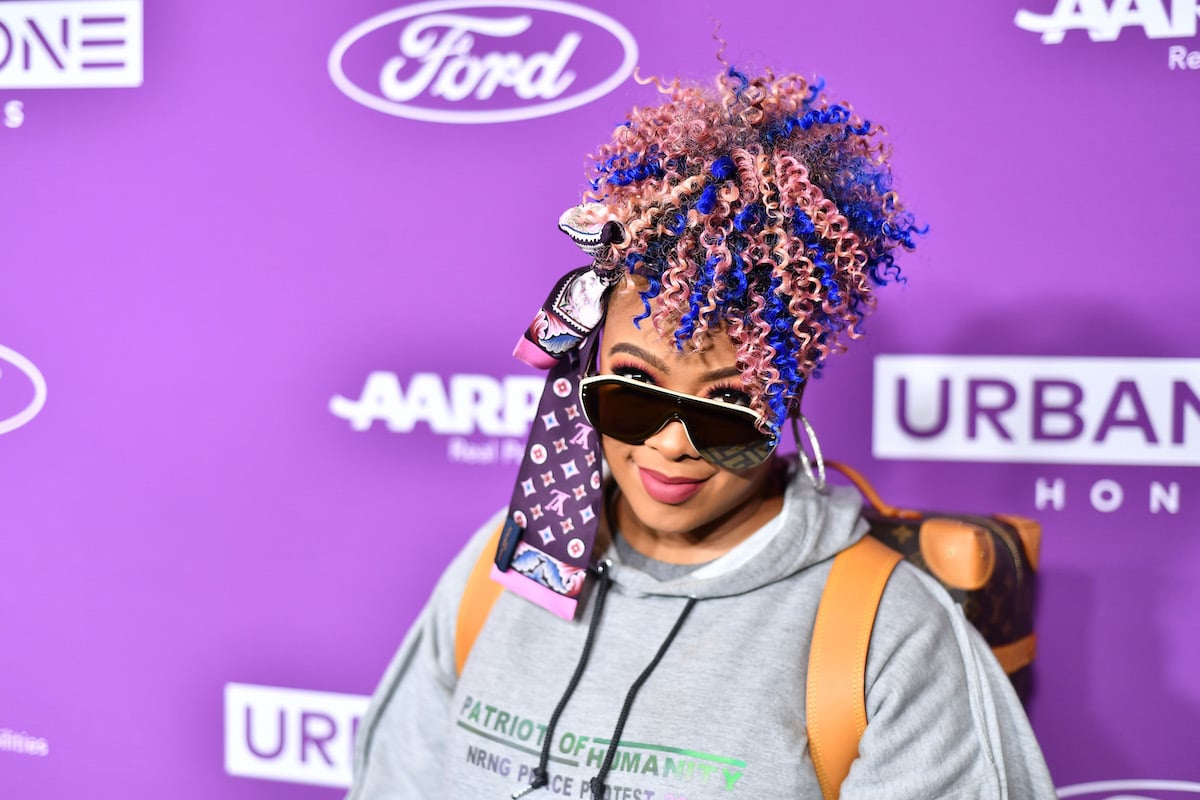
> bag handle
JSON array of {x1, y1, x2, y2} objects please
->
[{"x1": 825, "y1": 460, "x2": 921, "y2": 521}]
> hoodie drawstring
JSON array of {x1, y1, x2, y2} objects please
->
[
  {"x1": 513, "y1": 561, "x2": 613, "y2": 800},
  {"x1": 512, "y1": 561, "x2": 698, "y2": 800},
  {"x1": 586, "y1": 596, "x2": 697, "y2": 800}
]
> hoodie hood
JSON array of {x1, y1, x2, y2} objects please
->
[{"x1": 603, "y1": 460, "x2": 868, "y2": 600}]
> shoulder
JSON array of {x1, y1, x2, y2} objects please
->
[
  {"x1": 867, "y1": 560, "x2": 982, "y2": 687},
  {"x1": 848, "y1": 561, "x2": 1055, "y2": 797},
  {"x1": 427, "y1": 507, "x2": 508, "y2": 625},
  {"x1": 441, "y1": 508, "x2": 507, "y2": 590},
  {"x1": 865, "y1": 562, "x2": 1013, "y2": 773}
]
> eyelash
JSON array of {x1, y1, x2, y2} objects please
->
[
  {"x1": 708, "y1": 382, "x2": 752, "y2": 407},
  {"x1": 610, "y1": 361, "x2": 658, "y2": 385},
  {"x1": 610, "y1": 361, "x2": 751, "y2": 406}
]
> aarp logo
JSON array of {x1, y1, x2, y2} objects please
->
[
  {"x1": 1015, "y1": 0, "x2": 1200, "y2": 43},
  {"x1": 330, "y1": 371, "x2": 544, "y2": 465},
  {"x1": 327, "y1": 0, "x2": 638, "y2": 123},
  {"x1": 0, "y1": 345, "x2": 47, "y2": 435}
]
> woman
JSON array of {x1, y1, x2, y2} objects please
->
[{"x1": 348, "y1": 68, "x2": 1055, "y2": 799}]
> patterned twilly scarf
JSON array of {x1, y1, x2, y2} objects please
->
[{"x1": 490, "y1": 206, "x2": 623, "y2": 620}]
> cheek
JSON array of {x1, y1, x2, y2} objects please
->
[
  {"x1": 702, "y1": 461, "x2": 777, "y2": 512},
  {"x1": 599, "y1": 435, "x2": 624, "y2": 461},
  {"x1": 601, "y1": 437, "x2": 665, "y2": 507},
  {"x1": 704, "y1": 472, "x2": 759, "y2": 508},
  {"x1": 600, "y1": 437, "x2": 636, "y2": 481}
]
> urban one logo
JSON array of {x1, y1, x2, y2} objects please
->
[
  {"x1": 0, "y1": 344, "x2": 48, "y2": 435},
  {"x1": 224, "y1": 683, "x2": 368, "y2": 788},
  {"x1": 873, "y1": 356, "x2": 1200, "y2": 466},
  {"x1": 327, "y1": 0, "x2": 638, "y2": 123},
  {"x1": 330, "y1": 371, "x2": 545, "y2": 464},
  {"x1": 0, "y1": 0, "x2": 143, "y2": 89}
]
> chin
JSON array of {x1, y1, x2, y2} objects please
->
[
  {"x1": 619, "y1": 475, "x2": 743, "y2": 537},
  {"x1": 626, "y1": 498, "x2": 705, "y2": 537}
]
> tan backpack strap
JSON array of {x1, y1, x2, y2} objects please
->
[
  {"x1": 454, "y1": 524, "x2": 506, "y2": 677},
  {"x1": 807, "y1": 535, "x2": 902, "y2": 800}
]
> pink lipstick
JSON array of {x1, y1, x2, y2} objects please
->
[{"x1": 638, "y1": 467, "x2": 708, "y2": 504}]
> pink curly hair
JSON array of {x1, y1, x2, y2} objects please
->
[{"x1": 586, "y1": 68, "x2": 922, "y2": 432}]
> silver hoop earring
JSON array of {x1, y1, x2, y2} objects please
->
[{"x1": 791, "y1": 414, "x2": 826, "y2": 493}]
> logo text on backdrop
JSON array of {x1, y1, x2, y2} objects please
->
[
  {"x1": 1016, "y1": 0, "x2": 1200, "y2": 42},
  {"x1": 1055, "y1": 779, "x2": 1200, "y2": 798},
  {"x1": 330, "y1": 372, "x2": 544, "y2": 464},
  {"x1": 874, "y1": 356, "x2": 1198, "y2": 512},
  {"x1": 0, "y1": 1, "x2": 143, "y2": 89},
  {"x1": 1014, "y1": 0, "x2": 1200, "y2": 68},
  {"x1": 874, "y1": 356, "x2": 1199, "y2": 465},
  {"x1": 3, "y1": 100, "x2": 22, "y2": 128},
  {"x1": 224, "y1": 683, "x2": 367, "y2": 788},
  {"x1": 0, "y1": 728, "x2": 49, "y2": 757},
  {"x1": 328, "y1": 0, "x2": 638, "y2": 123},
  {"x1": 0, "y1": 345, "x2": 48, "y2": 435}
]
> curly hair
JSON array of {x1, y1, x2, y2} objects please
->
[{"x1": 586, "y1": 67, "x2": 923, "y2": 435}]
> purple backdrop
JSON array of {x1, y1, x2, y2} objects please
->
[{"x1": 2, "y1": 0, "x2": 1198, "y2": 797}]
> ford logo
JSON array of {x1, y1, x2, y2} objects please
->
[
  {"x1": 0, "y1": 344, "x2": 47, "y2": 434},
  {"x1": 1057, "y1": 779, "x2": 1200, "y2": 799},
  {"x1": 328, "y1": 0, "x2": 638, "y2": 124}
]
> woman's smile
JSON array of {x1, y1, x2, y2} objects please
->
[{"x1": 637, "y1": 464, "x2": 711, "y2": 504}]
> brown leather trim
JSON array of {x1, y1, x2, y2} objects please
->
[
  {"x1": 807, "y1": 536, "x2": 903, "y2": 800},
  {"x1": 918, "y1": 518, "x2": 996, "y2": 591},
  {"x1": 455, "y1": 525, "x2": 506, "y2": 677},
  {"x1": 994, "y1": 513, "x2": 1042, "y2": 572},
  {"x1": 992, "y1": 634, "x2": 1038, "y2": 674}
]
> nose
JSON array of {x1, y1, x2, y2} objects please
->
[{"x1": 643, "y1": 416, "x2": 701, "y2": 461}]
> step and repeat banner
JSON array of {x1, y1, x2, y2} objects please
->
[{"x1": 2, "y1": 0, "x2": 1198, "y2": 797}]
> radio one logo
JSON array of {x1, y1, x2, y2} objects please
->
[
  {"x1": 4, "y1": 99, "x2": 24, "y2": 128},
  {"x1": 1056, "y1": 779, "x2": 1200, "y2": 798},
  {"x1": 0, "y1": 344, "x2": 48, "y2": 435},
  {"x1": 0, "y1": 0, "x2": 143, "y2": 89},
  {"x1": 225, "y1": 683, "x2": 368, "y2": 788},
  {"x1": 327, "y1": 0, "x2": 638, "y2": 123},
  {"x1": 873, "y1": 356, "x2": 1200, "y2": 466}
]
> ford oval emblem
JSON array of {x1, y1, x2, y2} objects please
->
[
  {"x1": 328, "y1": 0, "x2": 638, "y2": 124},
  {"x1": 0, "y1": 344, "x2": 48, "y2": 435}
]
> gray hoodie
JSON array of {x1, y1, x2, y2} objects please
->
[{"x1": 349, "y1": 467, "x2": 1056, "y2": 799}]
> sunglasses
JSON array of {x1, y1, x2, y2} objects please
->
[{"x1": 578, "y1": 374, "x2": 778, "y2": 470}]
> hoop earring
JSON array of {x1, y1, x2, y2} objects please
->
[{"x1": 791, "y1": 414, "x2": 826, "y2": 493}]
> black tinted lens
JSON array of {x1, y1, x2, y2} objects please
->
[
  {"x1": 580, "y1": 378, "x2": 774, "y2": 468},
  {"x1": 581, "y1": 379, "x2": 679, "y2": 443}
]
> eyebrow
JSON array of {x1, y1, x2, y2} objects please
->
[
  {"x1": 702, "y1": 365, "x2": 744, "y2": 382},
  {"x1": 608, "y1": 343, "x2": 669, "y2": 373},
  {"x1": 608, "y1": 343, "x2": 743, "y2": 383}
]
